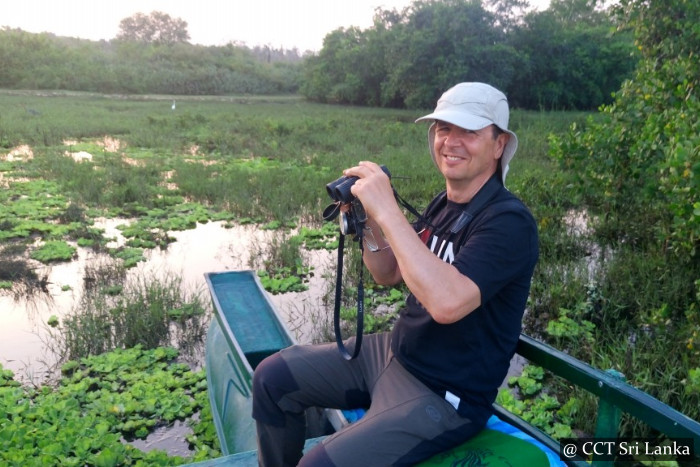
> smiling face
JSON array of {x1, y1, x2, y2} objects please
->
[{"x1": 432, "y1": 121, "x2": 509, "y2": 202}]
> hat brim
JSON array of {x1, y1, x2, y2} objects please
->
[{"x1": 415, "y1": 110, "x2": 493, "y2": 132}]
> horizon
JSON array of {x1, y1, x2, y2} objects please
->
[{"x1": 1, "y1": 0, "x2": 551, "y2": 52}]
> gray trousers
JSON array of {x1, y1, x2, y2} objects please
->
[{"x1": 252, "y1": 332, "x2": 484, "y2": 466}]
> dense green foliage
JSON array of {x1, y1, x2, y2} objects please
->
[
  {"x1": 553, "y1": 0, "x2": 699, "y2": 258},
  {"x1": 0, "y1": 347, "x2": 219, "y2": 465},
  {"x1": 301, "y1": 0, "x2": 637, "y2": 110},
  {"x1": 0, "y1": 28, "x2": 301, "y2": 95},
  {"x1": 546, "y1": 0, "x2": 700, "y2": 435},
  {"x1": 507, "y1": 0, "x2": 636, "y2": 109}
]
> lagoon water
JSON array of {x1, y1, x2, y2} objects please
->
[
  {"x1": 0, "y1": 220, "x2": 336, "y2": 457},
  {"x1": 0, "y1": 220, "x2": 336, "y2": 384}
]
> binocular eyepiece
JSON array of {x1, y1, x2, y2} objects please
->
[
  {"x1": 325, "y1": 165, "x2": 391, "y2": 204},
  {"x1": 326, "y1": 175, "x2": 358, "y2": 204},
  {"x1": 323, "y1": 165, "x2": 391, "y2": 237}
]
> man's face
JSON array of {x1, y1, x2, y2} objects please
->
[{"x1": 432, "y1": 121, "x2": 507, "y2": 190}]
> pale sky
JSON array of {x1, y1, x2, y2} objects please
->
[{"x1": 1, "y1": 0, "x2": 551, "y2": 52}]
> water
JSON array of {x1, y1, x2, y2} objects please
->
[
  {"x1": 0, "y1": 219, "x2": 338, "y2": 457},
  {"x1": 129, "y1": 419, "x2": 196, "y2": 458},
  {"x1": 0, "y1": 220, "x2": 335, "y2": 383}
]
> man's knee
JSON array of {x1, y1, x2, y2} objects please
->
[{"x1": 252, "y1": 352, "x2": 300, "y2": 426}]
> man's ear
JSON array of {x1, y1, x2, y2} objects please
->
[{"x1": 495, "y1": 132, "x2": 509, "y2": 160}]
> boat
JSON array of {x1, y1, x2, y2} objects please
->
[
  {"x1": 202, "y1": 270, "x2": 342, "y2": 455},
  {"x1": 189, "y1": 270, "x2": 700, "y2": 466},
  {"x1": 203, "y1": 270, "x2": 294, "y2": 454}
]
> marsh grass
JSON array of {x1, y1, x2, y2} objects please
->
[
  {"x1": 1, "y1": 91, "x2": 567, "y2": 219},
  {"x1": 46, "y1": 259, "x2": 208, "y2": 363}
]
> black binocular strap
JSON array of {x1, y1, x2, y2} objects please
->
[{"x1": 333, "y1": 232, "x2": 364, "y2": 360}]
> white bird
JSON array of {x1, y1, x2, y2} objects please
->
[{"x1": 171, "y1": 100, "x2": 176, "y2": 110}]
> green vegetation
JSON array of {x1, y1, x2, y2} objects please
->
[
  {"x1": 498, "y1": 365, "x2": 576, "y2": 440},
  {"x1": 0, "y1": 347, "x2": 219, "y2": 466},
  {"x1": 46, "y1": 260, "x2": 208, "y2": 362},
  {"x1": 302, "y1": 0, "x2": 637, "y2": 110},
  {"x1": 30, "y1": 240, "x2": 76, "y2": 263}
]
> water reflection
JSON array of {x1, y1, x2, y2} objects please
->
[
  {"x1": 129, "y1": 419, "x2": 194, "y2": 458},
  {"x1": 0, "y1": 220, "x2": 335, "y2": 383}
]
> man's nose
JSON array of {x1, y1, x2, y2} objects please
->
[{"x1": 443, "y1": 132, "x2": 458, "y2": 146}]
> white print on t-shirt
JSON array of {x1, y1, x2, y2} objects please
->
[
  {"x1": 445, "y1": 390, "x2": 461, "y2": 410},
  {"x1": 428, "y1": 236, "x2": 455, "y2": 264}
]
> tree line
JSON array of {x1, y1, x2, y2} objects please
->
[
  {"x1": 0, "y1": 1, "x2": 635, "y2": 110},
  {"x1": 0, "y1": 27, "x2": 302, "y2": 96},
  {"x1": 301, "y1": 0, "x2": 638, "y2": 110}
]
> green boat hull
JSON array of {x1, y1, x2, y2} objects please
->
[{"x1": 204, "y1": 270, "x2": 296, "y2": 455}]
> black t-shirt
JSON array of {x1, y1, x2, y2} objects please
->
[{"x1": 390, "y1": 179, "x2": 539, "y2": 422}]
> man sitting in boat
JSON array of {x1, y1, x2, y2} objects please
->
[{"x1": 252, "y1": 82, "x2": 539, "y2": 466}]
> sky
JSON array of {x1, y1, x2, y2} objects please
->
[{"x1": 1, "y1": 0, "x2": 551, "y2": 52}]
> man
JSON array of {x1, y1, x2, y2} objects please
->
[{"x1": 252, "y1": 82, "x2": 539, "y2": 466}]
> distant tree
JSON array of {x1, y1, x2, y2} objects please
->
[
  {"x1": 117, "y1": 11, "x2": 190, "y2": 44},
  {"x1": 381, "y1": 0, "x2": 517, "y2": 109},
  {"x1": 301, "y1": 27, "x2": 380, "y2": 105},
  {"x1": 506, "y1": 0, "x2": 636, "y2": 109}
]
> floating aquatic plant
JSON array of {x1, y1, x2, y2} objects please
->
[
  {"x1": 0, "y1": 347, "x2": 220, "y2": 466},
  {"x1": 30, "y1": 240, "x2": 77, "y2": 263}
]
